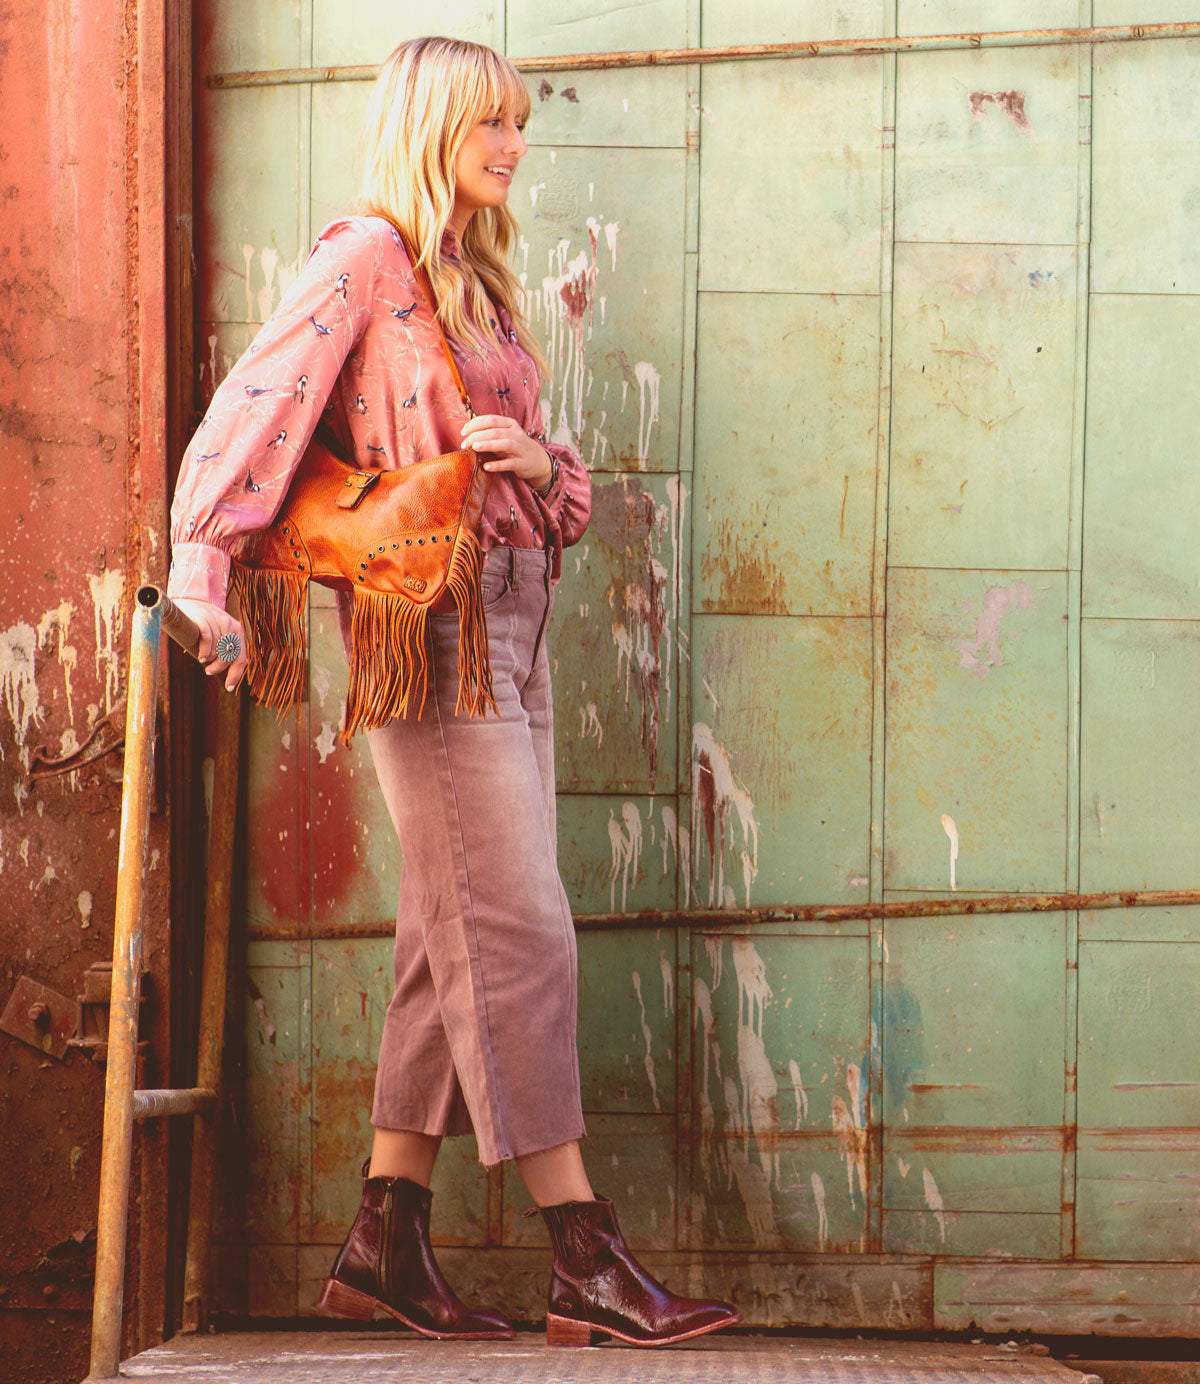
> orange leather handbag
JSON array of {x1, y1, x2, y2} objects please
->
[{"x1": 230, "y1": 248, "x2": 495, "y2": 742}]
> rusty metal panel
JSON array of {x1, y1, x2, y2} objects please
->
[
  {"x1": 689, "y1": 932, "x2": 872, "y2": 1251},
  {"x1": 885, "y1": 569, "x2": 1070, "y2": 893},
  {"x1": 1092, "y1": 36, "x2": 1200, "y2": 294},
  {"x1": 699, "y1": 55, "x2": 884, "y2": 295},
  {"x1": 883, "y1": 914, "x2": 1067, "y2": 1257},
  {"x1": 935, "y1": 1261, "x2": 1200, "y2": 1336},
  {"x1": 1083, "y1": 296, "x2": 1200, "y2": 619},
  {"x1": 691, "y1": 615, "x2": 874, "y2": 907},
  {"x1": 1080, "y1": 620, "x2": 1200, "y2": 891},
  {"x1": 889, "y1": 243, "x2": 1078, "y2": 572},
  {"x1": 694, "y1": 292, "x2": 880, "y2": 616},
  {"x1": 1076, "y1": 921, "x2": 1200, "y2": 1261},
  {"x1": 894, "y1": 44, "x2": 1080, "y2": 245}
]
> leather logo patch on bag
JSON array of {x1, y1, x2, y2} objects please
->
[{"x1": 403, "y1": 575, "x2": 427, "y2": 594}]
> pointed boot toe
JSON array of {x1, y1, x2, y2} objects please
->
[
  {"x1": 540, "y1": 1194, "x2": 740, "y2": 1348},
  {"x1": 319, "y1": 1165, "x2": 514, "y2": 1340}
]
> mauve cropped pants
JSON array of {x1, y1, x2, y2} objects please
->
[{"x1": 362, "y1": 546, "x2": 585, "y2": 1167}]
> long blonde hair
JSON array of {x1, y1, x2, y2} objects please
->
[{"x1": 359, "y1": 37, "x2": 546, "y2": 375}]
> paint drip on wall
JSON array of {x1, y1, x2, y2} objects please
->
[{"x1": 690, "y1": 723, "x2": 759, "y2": 908}]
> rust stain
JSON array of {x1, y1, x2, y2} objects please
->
[
  {"x1": 700, "y1": 515, "x2": 789, "y2": 615},
  {"x1": 969, "y1": 89, "x2": 1032, "y2": 133},
  {"x1": 560, "y1": 86, "x2": 579, "y2": 103},
  {"x1": 537, "y1": 78, "x2": 553, "y2": 100}
]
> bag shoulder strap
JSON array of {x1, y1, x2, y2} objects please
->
[{"x1": 399, "y1": 232, "x2": 475, "y2": 421}]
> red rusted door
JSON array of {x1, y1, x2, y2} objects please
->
[{"x1": 0, "y1": 1, "x2": 191, "y2": 1380}]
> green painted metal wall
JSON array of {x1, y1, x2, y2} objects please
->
[{"x1": 193, "y1": 0, "x2": 1200, "y2": 1335}]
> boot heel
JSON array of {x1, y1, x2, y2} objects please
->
[
  {"x1": 546, "y1": 1313, "x2": 596, "y2": 1347},
  {"x1": 316, "y1": 1276, "x2": 377, "y2": 1321}
]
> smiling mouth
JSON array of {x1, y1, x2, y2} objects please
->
[{"x1": 485, "y1": 166, "x2": 514, "y2": 180}]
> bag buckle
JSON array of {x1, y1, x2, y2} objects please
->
[{"x1": 336, "y1": 470, "x2": 381, "y2": 510}]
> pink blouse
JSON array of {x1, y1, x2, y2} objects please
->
[{"x1": 168, "y1": 216, "x2": 591, "y2": 607}]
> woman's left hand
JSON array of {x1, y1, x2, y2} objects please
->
[{"x1": 460, "y1": 414, "x2": 553, "y2": 490}]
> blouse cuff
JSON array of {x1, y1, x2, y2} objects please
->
[{"x1": 167, "y1": 542, "x2": 231, "y2": 608}]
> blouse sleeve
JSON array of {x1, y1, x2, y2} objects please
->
[
  {"x1": 538, "y1": 439, "x2": 592, "y2": 551},
  {"x1": 168, "y1": 219, "x2": 378, "y2": 606}
]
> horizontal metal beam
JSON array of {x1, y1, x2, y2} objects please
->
[
  {"x1": 206, "y1": 23, "x2": 1200, "y2": 89},
  {"x1": 246, "y1": 888, "x2": 1200, "y2": 942},
  {"x1": 131, "y1": 1087, "x2": 217, "y2": 1120}
]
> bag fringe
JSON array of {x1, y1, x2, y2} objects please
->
[
  {"x1": 230, "y1": 566, "x2": 310, "y2": 714},
  {"x1": 234, "y1": 533, "x2": 495, "y2": 742},
  {"x1": 341, "y1": 531, "x2": 496, "y2": 742}
]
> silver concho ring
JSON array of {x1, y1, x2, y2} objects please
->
[{"x1": 215, "y1": 632, "x2": 243, "y2": 664}]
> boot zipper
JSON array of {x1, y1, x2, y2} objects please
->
[{"x1": 380, "y1": 1185, "x2": 394, "y2": 1301}]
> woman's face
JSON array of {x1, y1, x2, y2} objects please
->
[{"x1": 450, "y1": 110, "x2": 528, "y2": 231}]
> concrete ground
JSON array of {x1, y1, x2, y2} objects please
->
[{"x1": 119, "y1": 1331, "x2": 1097, "y2": 1383}]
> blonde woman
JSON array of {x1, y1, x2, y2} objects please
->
[{"x1": 168, "y1": 36, "x2": 738, "y2": 1348}]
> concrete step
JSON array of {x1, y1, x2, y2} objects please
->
[{"x1": 119, "y1": 1331, "x2": 1096, "y2": 1383}]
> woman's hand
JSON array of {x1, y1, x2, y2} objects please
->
[
  {"x1": 172, "y1": 597, "x2": 248, "y2": 693},
  {"x1": 460, "y1": 414, "x2": 553, "y2": 491}
]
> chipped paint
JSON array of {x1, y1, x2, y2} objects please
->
[
  {"x1": 969, "y1": 89, "x2": 1032, "y2": 135},
  {"x1": 87, "y1": 568, "x2": 125, "y2": 713},
  {"x1": 0, "y1": 622, "x2": 42, "y2": 769},
  {"x1": 941, "y1": 813, "x2": 960, "y2": 892},
  {"x1": 956, "y1": 582, "x2": 1031, "y2": 678}
]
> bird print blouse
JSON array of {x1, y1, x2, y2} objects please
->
[{"x1": 168, "y1": 215, "x2": 591, "y2": 608}]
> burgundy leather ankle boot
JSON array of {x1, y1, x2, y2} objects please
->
[
  {"x1": 538, "y1": 1194, "x2": 740, "y2": 1347},
  {"x1": 317, "y1": 1161, "x2": 513, "y2": 1339}
]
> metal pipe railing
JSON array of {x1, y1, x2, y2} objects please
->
[
  {"x1": 206, "y1": 22, "x2": 1200, "y2": 89},
  {"x1": 88, "y1": 585, "x2": 240, "y2": 1380},
  {"x1": 181, "y1": 675, "x2": 241, "y2": 1332},
  {"x1": 132, "y1": 1088, "x2": 218, "y2": 1120}
]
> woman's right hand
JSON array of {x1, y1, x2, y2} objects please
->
[{"x1": 172, "y1": 597, "x2": 248, "y2": 693}]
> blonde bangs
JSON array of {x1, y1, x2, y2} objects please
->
[{"x1": 357, "y1": 38, "x2": 548, "y2": 378}]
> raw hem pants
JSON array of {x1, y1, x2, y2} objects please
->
[{"x1": 364, "y1": 546, "x2": 585, "y2": 1168}]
